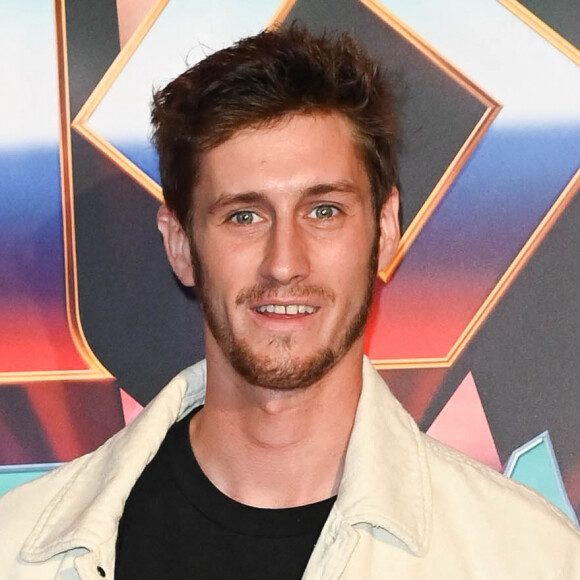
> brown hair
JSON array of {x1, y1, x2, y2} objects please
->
[{"x1": 151, "y1": 25, "x2": 398, "y2": 228}]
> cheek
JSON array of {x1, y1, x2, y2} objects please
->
[
  {"x1": 199, "y1": 236, "x2": 262, "y2": 292},
  {"x1": 340, "y1": 257, "x2": 371, "y2": 292},
  {"x1": 319, "y1": 229, "x2": 374, "y2": 276}
]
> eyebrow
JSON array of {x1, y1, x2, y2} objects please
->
[
  {"x1": 303, "y1": 180, "x2": 359, "y2": 197},
  {"x1": 207, "y1": 180, "x2": 361, "y2": 215},
  {"x1": 207, "y1": 192, "x2": 266, "y2": 215}
]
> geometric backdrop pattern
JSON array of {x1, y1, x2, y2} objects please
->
[{"x1": 1, "y1": 0, "x2": 579, "y2": 527}]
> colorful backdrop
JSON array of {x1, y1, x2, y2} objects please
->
[{"x1": 1, "y1": 0, "x2": 579, "y2": 525}]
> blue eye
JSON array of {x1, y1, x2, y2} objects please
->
[
  {"x1": 230, "y1": 210, "x2": 262, "y2": 225},
  {"x1": 310, "y1": 205, "x2": 339, "y2": 219}
]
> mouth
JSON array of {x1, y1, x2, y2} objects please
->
[{"x1": 254, "y1": 304, "x2": 319, "y2": 316}]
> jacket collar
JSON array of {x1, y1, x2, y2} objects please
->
[
  {"x1": 22, "y1": 357, "x2": 431, "y2": 561},
  {"x1": 336, "y1": 357, "x2": 432, "y2": 556},
  {"x1": 21, "y1": 361, "x2": 208, "y2": 563}
]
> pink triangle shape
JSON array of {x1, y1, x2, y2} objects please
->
[
  {"x1": 116, "y1": 0, "x2": 158, "y2": 48},
  {"x1": 427, "y1": 372, "x2": 501, "y2": 471},
  {"x1": 120, "y1": 388, "x2": 144, "y2": 425}
]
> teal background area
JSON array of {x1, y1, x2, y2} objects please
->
[
  {"x1": 506, "y1": 433, "x2": 578, "y2": 526},
  {"x1": 0, "y1": 466, "x2": 58, "y2": 497}
]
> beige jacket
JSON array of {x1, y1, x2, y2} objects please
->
[{"x1": 1, "y1": 358, "x2": 579, "y2": 579}]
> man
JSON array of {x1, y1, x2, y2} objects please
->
[{"x1": 1, "y1": 26, "x2": 579, "y2": 580}]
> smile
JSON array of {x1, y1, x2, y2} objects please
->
[{"x1": 255, "y1": 304, "x2": 318, "y2": 315}]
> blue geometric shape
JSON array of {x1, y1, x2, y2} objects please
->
[
  {"x1": 504, "y1": 431, "x2": 578, "y2": 527},
  {"x1": 0, "y1": 463, "x2": 60, "y2": 498}
]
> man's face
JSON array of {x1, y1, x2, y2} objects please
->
[{"x1": 160, "y1": 113, "x2": 399, "y2": 390}]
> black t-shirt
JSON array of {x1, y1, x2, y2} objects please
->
[{"x1": 115, "y1": 408, "x2": 336, "y2": 579}]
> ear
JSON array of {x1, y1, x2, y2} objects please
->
[
  {"x1": 157, "y1": 205, "x2": 195, "y2": 286},
  {"x1": 377, "y1": 187, "x2": 400, "y2": 274}
]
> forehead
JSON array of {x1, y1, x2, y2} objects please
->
[{"x1": 193, "y1": 112, "x2": 371, "y2": 206}]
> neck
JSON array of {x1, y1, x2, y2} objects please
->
[{"x1": 189, "y1": 339, "x2": 364, "y2": 508}]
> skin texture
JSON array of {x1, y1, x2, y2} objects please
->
[{"x1": 158, "y1": 112, "x2": 399, "y2": 507}]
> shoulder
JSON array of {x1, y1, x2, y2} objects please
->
[
  {"x1": 0, "y1": 365, "x2": 197, "y2": 539},
  {"x1": 0, "y1": 458, "x2": 86, "y2": 570},
  {"x1": 0, "y1": 456, "x2": 87, "y2": 516},
  {"x1": 423, "y1": 433, "x2": 575, "y2": 526},
  {"x1": 421, "y1": 433, "x2": 580, "y2": 570},
  {"x1": 0, "y1": 366, "x2": 200, "y2": 576}
]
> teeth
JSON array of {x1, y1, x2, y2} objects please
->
[{"x1": 256, "y1": 304, "x2": 316, "y2": 315}]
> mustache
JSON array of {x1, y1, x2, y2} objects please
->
[{"x1": 235, "y1": 283, "x2": 335, "y2": 306}]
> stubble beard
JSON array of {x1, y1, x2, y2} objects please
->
[{"x1": 191, "y1": 235, "x2": 378, "y2": 391}]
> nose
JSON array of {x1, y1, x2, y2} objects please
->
[{"x1": 259, "y1": 218, "x2": 310, "y2": 285}]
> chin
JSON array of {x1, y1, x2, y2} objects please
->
[{"x1": 228, "y1": 344, "x2": 339, "y2": 391}]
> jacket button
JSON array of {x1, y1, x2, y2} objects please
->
[{"x1": 97, "y1": 566, "x2": 106, "y2": 577}]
